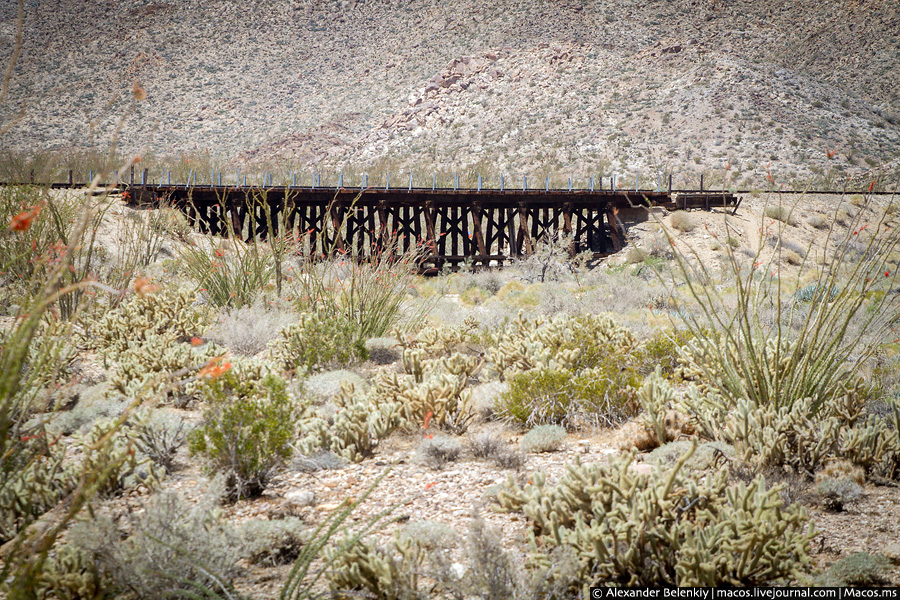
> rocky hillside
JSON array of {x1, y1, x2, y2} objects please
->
[{"x1": 1, "y1": 0, "x2": 899, "y2": 187}]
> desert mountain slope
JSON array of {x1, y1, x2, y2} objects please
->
[{"x1": 0, "y1": 0, "x2": 898, "y2": 186}]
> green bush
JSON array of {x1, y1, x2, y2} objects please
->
[
  {"x1": 190, "y1": 363, "x2": 298, "y2": 499},
  {"x1": 271, "y1": 310, "x2": 368, "y2": 373},
  {"x1": 497, "y1": 366, "x2": 640, "y2": 430}
]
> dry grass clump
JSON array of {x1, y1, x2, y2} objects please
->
[
  {"x1": 764, "y1": 205, "x2": 795, "y2": 225},
  {"x1": 670, "y1": 211, "x2": 696, "y2": 232},
  {"x1": 624, "y1": 247, "x2": 649, "y2": 264},
  {"x1": 783, "y1": 250, "x2": 803, "y2": 265},
  {"x1": 806, "y1": 214, "x2": 828, "y2": 229}
]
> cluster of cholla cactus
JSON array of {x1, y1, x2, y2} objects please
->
[
  {"x1": 107, "y1": 332, "x2": 221, "y2": 402},
  {"x1": 85, "y1": 287, "x2": 210, "y2": 358},
  {"x1": 35, "y1": 543, "x2": 114, "y2": 600},
  {"x1": 379, "y1": 348, "x2": 481, "y2": 433},
  {"x1": 395, "y1": 316, "x2": 482, "y2": 357},
  {"x1": 297, "y1": 383, "x2": 407, "y2": 463},
  {"x1": 484, "y1": 311, "x2": 636, "y2": 380},
  {"x1": 0, "y1": 444, "x2": 75, "y2": 544},
  {"x1": 497, "y1": 443, "x2": 815, "y2": 587},
  {"x1": 676, "y1": 375, "x2": 900, "y2": 476},
  {"x1": 0, "y1": 416, "x2": 157, "y2": 544},
  {"x1": 325, "y1": 531, "x2": 429, "y2": 599}
]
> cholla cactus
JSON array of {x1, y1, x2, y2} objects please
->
[
  {"x1": 638, "y1": 366, "x2": 677, "y2": 445},
  {"x1": 677, "y1": 378, "x2": 900, "y2": 475},
  {"x1": 485, "y1": 312, "x2": 635, "y2": 380},
  {"x1": 397, "y1": 316, "x2": 482, "y2": 357},
  {"x1": 325, "y1": 531, "x2": 428, "y2": 599},
  {"x1": 297, "y1": 384, "x2": 406, "y2": 463},
  {"x1": 380, "y1": 350, "x2": 480, "y2": 433},
  {"x1": 107, "y1": 332, "x2": 221, "y2": 403},
  {"x1": 497, "y1": 444, "x2": 815, "y2": 587},
  {"x1": 85, "y1": 287, "x2": 210, "y2": 358}
]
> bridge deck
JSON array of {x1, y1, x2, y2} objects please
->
[{"x1": 126, "y1": 183, "x2": 737, "y2": 271}]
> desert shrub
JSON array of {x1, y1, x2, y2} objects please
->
[
  {"x1": 130, "y1": 409, "x2": 189, "y2": 473},
  {"x1": 45, "y1": 392, "x2": 124, "y2": 436},
  {"x1": 624, "y1": 247, "x2": 649, "y2": 264},
  {"x1": 815, "y1": 476, "x2": 863, "y2": 511},
  {"x1": 113, "y1": 210, "x2": 166, "y2": 283},
  {"x1": 807, "y1": 213, "x2": 828, "y2": 229},
  {"x1": 467, "y1": 429, "x2": 506, "y2": 458},
  {"x1": 293, "y1": 242, "x2": 428, "y2": 340},
  {"x1": 66, "y1": 484, "x2": 242, "y2": 599},
  {"x1": 793, "y1": 283, "x2": 838, "y2": 304},
  {"x1": 207, "y1": 300, "x2": 298, "y2": 356},
  {"x1": 305, "y1": 369, "x2": 369, "y2": 402},
  {"x1": 271, "y1": 310, "x2": 368, "y2": 373},
  {"x1": 150, "y1": 205, "x2": 191, "y2": 239},
  {"x1": 496, "y1": 366, "x2": 640, "y2": 430},
  {"x1": 520, "y1": 424, "x2": 566, "y2": 453},
  {"x1": 460, "y1": 285, "x2": 492, "y2": 306},
  {"x1": 670, "y1": 211, "x2": 696, "y2": 232},
  {"x1": 418, "y1": 435, "x2": 462, "y2": 469},
  {"x1": 764, "y1": 204, "x2": 794, "y2": 224},
  {"x1": 821, "y1": 553, "x2": 892, "y2": 586},
  {"x1": 515, "y1": 231, "x2": 578, "y2": 283},
  {"x1": 365, "y1": 337, "x2": 401, "y2": 364},
  {"x1": 401, "y1": 520, "x2": 458, "y2": 551},
  {"x1": 290, "y1": 450, "x2": 346, "y2": 472},
  {"x1": 783, "y1": 249, "x2": 803, "y2": 265},
  {"x1": 497, "y1": 444, "x2": 815, "y2": 587},
  {"x1": 190, "y1": 363, "x2": 298, "y2": 499},
  {"x1": 470, "y1": 381, "x2": 508, "y2": 420},
  {"x1": 240, "y1": 517, "x2": 306, "y2": 566}
]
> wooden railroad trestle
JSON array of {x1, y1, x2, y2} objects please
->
[{"x1": 128, "y1": 184, "x2": 737, "y2": 271}]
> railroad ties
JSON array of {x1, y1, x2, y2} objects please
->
[{"x1": 127, "y1": 182, "x2": 739, "y2": 272}]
